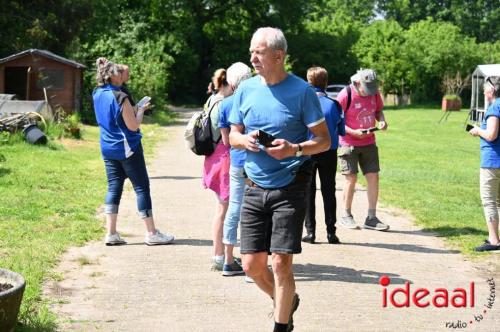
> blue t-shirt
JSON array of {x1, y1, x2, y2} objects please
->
[
  {"x1": 229, "y1": 74, "x2": 325, "y2": 188},
  {"x1": 93, "y1": 84, "x2": 142, "y2": 160},
  {"x1": 480, "y1": 98, "x2": 500, "y2": 168},
  {"x1": 308, "y1": 88, "x2": 345, "y2": 150},
  {"x1": 219, "y1": 95, "x2": 246, "y2": 168}
]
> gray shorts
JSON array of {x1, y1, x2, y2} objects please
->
[
  {"x1": 338, "y1": 144, "x2": 380, "y2": 175},
  {"x1": 240, "y1": 161, "x2": 312, "y2": 254}
]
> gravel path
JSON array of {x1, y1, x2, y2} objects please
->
[{"x1": 45, "y1": 106, "x2": 500, "y2": 332}]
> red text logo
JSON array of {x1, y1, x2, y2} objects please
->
[{"x1": 380, "y1": 276, "x2": 475, "y2": 308}]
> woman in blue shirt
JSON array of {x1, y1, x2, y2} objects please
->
[
  {"x1": 93, "y1": 58, "x2": 174, "y2": 246},
  {"x1": 469, "y1": 76, "x2": 500, "y2": 251},
  {"x1": 302, "y1": 67, "x2": 345, "y2": 244}
]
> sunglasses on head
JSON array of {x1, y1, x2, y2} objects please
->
[{"x1": 485, "y1": 77, "x2": 496, "y2": 91}]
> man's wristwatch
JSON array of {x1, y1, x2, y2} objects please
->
[{"x1": 295, "y1": 143, "x2": 303, "y2": 157}]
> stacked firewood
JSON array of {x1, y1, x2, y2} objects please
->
[{"x1": 0, "y1": 112, "x2": 45, "y2": 132}]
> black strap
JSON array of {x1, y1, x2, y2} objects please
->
[
  {"x1": 324, "y1": 95, "x2": 344, "y2": 117},
  {"x1": 345, "y1": 85, "x2": 352, "y2": 113},
  {"x1": 205, "y1": 98, "x2": 222, "y2": 144}
]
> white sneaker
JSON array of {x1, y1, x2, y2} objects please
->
[
  {"x1": 339, "y1": 215, "x2": 359, "y2": 229},
  {"x1": 244, "y1": 275, "x2": 254, "y2": 283},
  {"x1": 105, "y1": 232, "x2": 127, "y2": 246},
  {"x1": 145, "y1": 229, "x2": 175, "y2": 245}
]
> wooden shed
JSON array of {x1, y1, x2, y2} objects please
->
[{"x1": 0, "y1": 49, "x2": 86, "y2": 114}]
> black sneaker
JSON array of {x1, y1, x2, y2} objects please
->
[
  {"x1": 286, "y1": 293, "x2": 300, "y2": 332},
  {"x1": 222, "y1": 261, "x2": 245, "y2": 276},
  {"x1": 301, "y1": 233, "x2": 315, "y2": 244},
  {"x1": 363, "y1": 216, "x2": 389, "y2": 231},
  {"x1": 474, "y1": 242, "x2": 500, "y2": 252},
  {"x1": 327, "y1": 233, "x2": 340, "y2": 244}
]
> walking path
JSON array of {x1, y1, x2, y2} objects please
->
[{"x1": 45, "y1": 107, "x2": 499, "y2": 331}]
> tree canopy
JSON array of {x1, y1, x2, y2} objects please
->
[{"x1": 1, "y1": 0, "x2": 499, "y2": 109}]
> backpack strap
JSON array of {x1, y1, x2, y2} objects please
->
[
  {"x1": 324, "y1": 95, "x2": 343, "y2": 113},
  {"x1": 345, "y1": 85, "x2": 352, "y2": 113},
  {"x1": 205, "y1": 98, "x2": 223, "y2": 144}
]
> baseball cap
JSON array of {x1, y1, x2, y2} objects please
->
[{"x1": 351, "y1": 69, "x2": 378, "y2": 96}]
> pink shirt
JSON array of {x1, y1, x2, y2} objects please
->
[{"x1": 336, "y1": 85, "x2": 383, "y2": 147}]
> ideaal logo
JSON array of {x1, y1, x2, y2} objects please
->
[{"x1": 379, "y1": 276, "x2": 496, "y2": 329}]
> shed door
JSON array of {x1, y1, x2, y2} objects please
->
[{"x1": 5, "y1": 66, "x2": 29, "y2": 100}]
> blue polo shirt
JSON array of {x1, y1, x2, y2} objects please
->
[
  {"x1": 481, "y1": 98, "x2": 500, "y2": 168},
  {"x1": 229, "y1": 74, "x2": 325, "y2": 188},
  {"x1": 308, "y1": 88, "x2": 345, "y2": 149},
  {"x1": 93, "y1": 84, "x2": 142, "y2": 160},
  {"x1": 219, "y1": 95, "x2": 246, "y2": 168}
]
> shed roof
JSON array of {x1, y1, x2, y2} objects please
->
[
  {"x1": 472, "y1": 64, "x2": 500, "y2": 78},
  {"x1": 0, "y1": 49, "x2": 86, "y2": 69}
]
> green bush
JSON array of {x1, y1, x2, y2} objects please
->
[{"x1": 443, "y1": 94, "x2": 461, "y2": 101}]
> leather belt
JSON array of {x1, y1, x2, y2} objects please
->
[{"x1": 244, "y1": 178, "x2": 261, "y2": 188}]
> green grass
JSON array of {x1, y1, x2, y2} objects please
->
[
  {"x1": 376, "y1": 107, "x2": 486, "y2": 254},
  {"x1": 0, "y1": 114, "x2": 173, "y2": 331}
]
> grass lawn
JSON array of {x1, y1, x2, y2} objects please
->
[
  {"x1": 376, "y1": 107, "x2": 486, "y2": 254},
  {"x1": 0, "y1": 111, "x2": 174, "y2": 331}
]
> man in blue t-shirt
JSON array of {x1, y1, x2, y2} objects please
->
[{"x1": 229, "y1": 27, "x2": 331, "y2": 332}]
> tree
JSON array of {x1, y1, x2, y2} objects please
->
[
  {"x1": 353, "y1": 20, "x2": 409, "y2": 97},
  {"x1": 377, "y1": 0, "x2": 499, "y2": 42},
  {"x1": 402, "y1": 18, "x2": 483, "y2": 101},
  {"x1": 290, "y1": 0, "x2": 379, "y2": 83}
]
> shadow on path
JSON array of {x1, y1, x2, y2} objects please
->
[
  {"x1": 385, "y1": 227, "x2": 487, "y2": 239},
  {"x1": 294, "y1": 263, "x2": 407, "y2": 284},
  {"x1": 172, "y1": 238, "x2": 213, "y2": 246},
  {"x1": 345, "y1": 242, "x2": 460, "y2": 254},
  {"x1": 150, "y1": 175, "x2": 201, "y2": 180}
]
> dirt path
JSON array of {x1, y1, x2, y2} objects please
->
[{"x1": 45, "y1": 106, "x2": 500, "y2": 331}]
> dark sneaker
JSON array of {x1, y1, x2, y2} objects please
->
[
  {"x1": 327, "y1": 233, "x2": 340, "y2": 244},
  {"x1": 474, "y1": 242, "x2": 500, "y2": 252},
  {"x1": 301, "y1": 233, "x2": 315, "y2": 244},
  {"x1": 222, "y1": 261, "x2": 245, "y2": 276},
  {"x1": 363, "y1": 217, "x2": 389, "y2": 231},
  {"x1": 286, "y1": 293, "x2": 300, "y2": 332}
]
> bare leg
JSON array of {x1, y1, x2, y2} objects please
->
[
  {"x1": 242, "y1": 252, "x2": 274, "y2": 297},
  {"x1": 487, "y1": 218, "x2": 500, "y2": 245},
  {"x1": 343, "y1": 174, "x2": 357, "y2": 213},
  {"x1": 365, "y1": 172, "x2": 379, "y2": 210},
  {"x1": 225, "y1": 244, "x2": 235, "y2": 263},
  {"x1": 272, "y1": 253, "x2": 295, "y2": 324},
  {"x1": 106, "y1": 213, "x2": 118, "y2": 234},
  {"x1": 143, "y1": 217, "x2": 157, "y2": 234},
  {"x1": 213, "y1": 197, "x2": 228, "y2": 256}
]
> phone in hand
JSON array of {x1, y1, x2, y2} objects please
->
[
  {"x1": 360, "y1": 127, "x2": 379, "y2": 134},
  {"x1": 465, "y1": 124, "x2": 474, "y2": 132},
  {"x1": 257, "y1": 130, "x2": 276, "y2": 147},
  {"x1": 137, "y1": 96, "x2": 151, "y2": 108}
]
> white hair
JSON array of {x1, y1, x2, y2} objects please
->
[
  {"x1": 252, "y1": 27, "x2": 287, "y2": 53},
  {"x1": 95, "y1": 58, "x2": 122, "y2": 86},
  {"x1": 227, "y1": 62, "x2": 252, "y2": 89}
]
